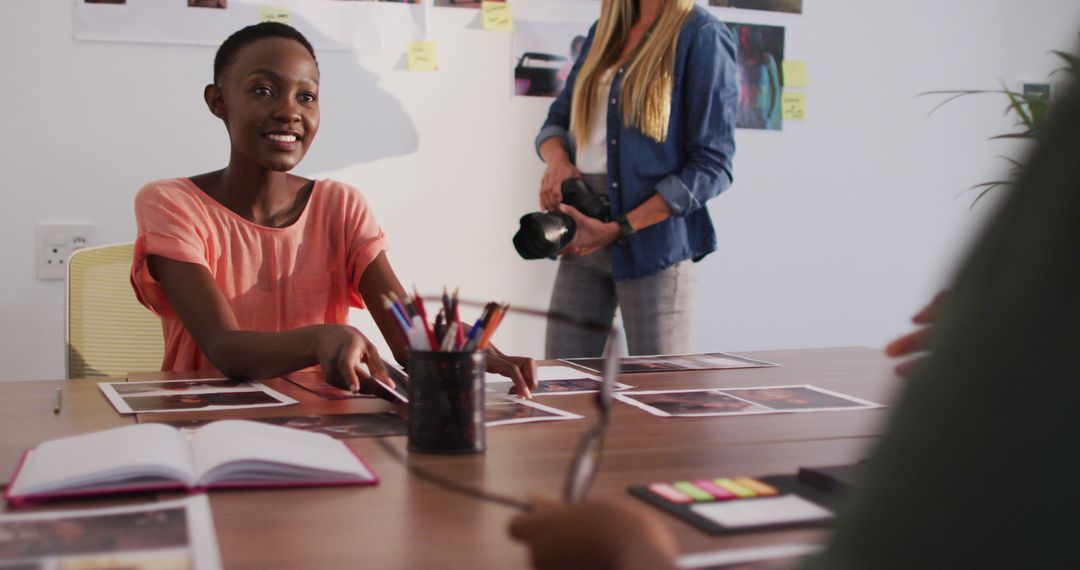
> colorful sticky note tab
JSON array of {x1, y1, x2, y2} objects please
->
[
  {"x1": 782, "y1": 60, "x2": 808, "y2": 88},
  {"x1": 733, "y1": 477, "x2": 779, "y2": 497},
  {"x1": 259, "y1": 6, "x2": 289, "y2": 25},
  {"x1": 782, "y1": 92, "x2": 806, "y2": 120},
  {"x1": 692, "y1": 479, "x2": 737, "y2": 500},
  {"x1": 648, "y1": 483, "x2": 693, "y2": 504},
  {"x1": 672, "y1": 481, "x2": 715, "y2": 502},
  {"x1": 481, "y1": 1, "x2": 513, "y2": 32},
  {"x1": 714, "y1": 478, "x2": 757, "y2": 498},
  {"x1": 407, "y1": 41, "x2": 438, "y2": 72}
]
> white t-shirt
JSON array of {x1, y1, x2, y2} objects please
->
[{"x1": 574, "y1": 68, "x2": 616, "y2": 175}]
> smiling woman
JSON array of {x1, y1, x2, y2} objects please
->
[{"x1": 129, "y1": 22, "x2": 537, "y2": 398}]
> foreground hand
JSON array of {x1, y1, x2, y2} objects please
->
[
  {"x1": 885, "y1": 291, "x2": 946, "y2": 377},
  {"x1": 509, "y1": 497, "x2": 679, "y2": 570},
  {"x1": 558, "y1": 204, "x2": 620, "y2": 257},
  {"x1": 541, "y1": 159, "x2": 581, "y2": 211},
  {"x1": 486, "y1": 345, "x2": 537, "y2": 399},
  {"x1": 314, "y1": 325, "x2": 392, "y2": 393}
]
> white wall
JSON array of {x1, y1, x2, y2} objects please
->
[{"x1": 2, "y1": 0, "x2": 1078, "y2": 380}]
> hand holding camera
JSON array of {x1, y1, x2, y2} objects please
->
[{"x1": 514, "y1": 178, "x2": 617, "y2": 259}]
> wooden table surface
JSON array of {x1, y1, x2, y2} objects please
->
[{"x1": 0, "y1": 347, "x2": 898, "y2": 569}]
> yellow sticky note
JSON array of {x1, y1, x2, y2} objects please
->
[
  {"x1": 782, "y1": 60, "x2": 808, "y2": 88},
  {"x1": 481, "y1": 1, "x2": 513, "y2": 32},
  {"x1": 407, "y1": 41, "x2": 438, "y2": 72},
  {"x1": 782, "y1": 91, "x2": 806, "y2": 120},
  {"x1": 259, "y1": 6, "x2": 289, "y2": 25}
]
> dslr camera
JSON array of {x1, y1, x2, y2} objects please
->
[{"x1": 513, "y1": 178, "x2": 611, "y2": 259}]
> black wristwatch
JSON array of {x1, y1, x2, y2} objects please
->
[{"x1": 615, "y1": 214, "x2": 636, "y2": 245}]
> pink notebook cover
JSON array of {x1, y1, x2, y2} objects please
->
[{"x1": 4, "y1": 446, "x2": 379, "y2": 509}]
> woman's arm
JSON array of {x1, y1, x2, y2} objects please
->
[
  {"x1": 148, "y1": 255, "x2": 390, "y2": 392},
  {"x1": 358, "y1": 253, "x2": 538, "y2": 398}
]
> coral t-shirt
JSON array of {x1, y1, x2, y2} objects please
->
[{"x1": 130, "y1": 178, "x2": 388, "y2": 373}]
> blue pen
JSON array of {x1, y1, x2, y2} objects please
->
[
  {"x1": 384, "y1": 298, "x2": 412, "y2": 334},
  {"x1": 464, "y1": 318, "x2": 484, "y2": 351}
]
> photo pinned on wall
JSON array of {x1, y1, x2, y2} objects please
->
[
  {"x1": 709, "y1": 0, "x2": 803, "y2": 14},
  {"x1": 188, "y1": 0, "x2": 227, "y2": 8},
  {"x1": 513, "y1": 20, "x2": 591, "y2": 98},
  {"x1": 727, "y1": 22, "x2": 786, "y2": 130},
  {"x1": 434, "y1": 0, "x2": 505, "y2": 8},
  {"x1": 84, "y1": 0, "x2": 126, "y2": 3}
]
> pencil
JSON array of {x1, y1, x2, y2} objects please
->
[{"x1": 477, "y1": 303, "x2": 508, "y2": 350}]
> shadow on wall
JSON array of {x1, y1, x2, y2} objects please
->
[{"x1": 295, "y1": 17, "x2": 419, "y2": 171}]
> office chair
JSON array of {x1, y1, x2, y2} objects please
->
[{"x1": 66, "y1": 243, "x2": 164, "y2": 378}]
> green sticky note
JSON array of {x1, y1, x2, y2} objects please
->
[
  {"x1": 672, "y1": 481, "x2": 714, "y2": 502},
  {"x1": 783, "y1": 60, "x2": 808, "y2": 88},
  {"x1": 259, "y1": 6, "x2": 289, "y2": 25},
  {"x1": 482, "y1": 1, "x2": 513, "y2": 32},
  {"x1": 782, "y1": 91, "x2": 806, "y2": 120},
  {"x1": 407, "y1": 41, "x2": 438, "y2": 72}
]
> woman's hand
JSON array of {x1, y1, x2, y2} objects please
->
[
  {"x1": 509, "y1": 497, "x2": 679, "y2": 570},
  {"x1": 314, "y1": 324, "x2": 392, "y2": 393},
  {"x1": 485, "y1": 345, "x2": 537, "y2": 399},
  {"x1": 558, "y1": 204, "x2": 620, "y2": 256},
  {"x1": 885, "y1": 291, "x2": 946, "y2": 377},
  {"x1": 540, "y1": 157, "x2": 581, "y2": 211}
]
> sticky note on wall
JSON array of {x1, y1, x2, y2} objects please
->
[
  {"x1": 782, "y1": 92, "x2": 806, "y2": 120},
  {"x1": 259, "y1": 6, "x2": 289, "y2": 25},
  {"x1": 782, "y1": 60, "x2": 808, "y2": 88},
  {"x1": 407, "y1": 41, "x2": 439, "y2": 72},
  {"x1": 482, "y1": 1, "x2": 513, "y2": 32}
]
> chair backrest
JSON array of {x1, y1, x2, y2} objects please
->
[{"x1": 66, "y1": 243, "x2": 164, "y2": 378}]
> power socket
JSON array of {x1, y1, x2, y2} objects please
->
[{"x1": 36, "y1": 224, "x2": 96, "y2": 280}]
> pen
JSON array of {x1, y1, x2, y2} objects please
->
[
  {"x1": 452, "y1": 288, "x2": 465, "y2": 350},
  {"x1": 477, "y1": 303, "x2": 508, "y2": 350},
  {"x1": 412, "y1": 286, "x2": 439, "y2": 351},
  {"x1": 440, "y1": 322, "x2": 459, "y2": 352},
  {"x1": 53, "y1": 387, "x2": 62, "y2": 414},
  {"x1": 463, "y1": 318, "x2": 485, "y2": 351},
  {"x1": 384, "y1": 297, "x2": 412, "y2": 343}
]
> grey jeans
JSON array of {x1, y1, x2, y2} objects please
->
[{"x1": 544, "y1": 174, "x2": 696, "y2": 359}]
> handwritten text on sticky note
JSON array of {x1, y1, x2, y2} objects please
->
[
  {"x1": 407, "y1": 41, "x2": 439, "y2": 72},
  {"x1": 782, "y1": 92, "x2": 806, "y2": 120},
  {"x1": 259, "y1": 6, "x2": 289, "y2": 25},
  {"x1": 482, "y1": 1, "x2": 513, "y2": 32},
  {"x1": 782, "y1": 60, "x2": 808, "y2": 88}
]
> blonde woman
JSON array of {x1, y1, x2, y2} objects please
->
[{"x1": 536, "y1": 0, "x2": 738, "y2": 358}]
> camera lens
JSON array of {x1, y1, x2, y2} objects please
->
[{"x1": 513, "y1": 212, "x2": 577, "y2": 259}]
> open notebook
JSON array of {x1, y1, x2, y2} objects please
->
[{"x1": 4, "y1": 420, "x2": 377, "y2": 507}]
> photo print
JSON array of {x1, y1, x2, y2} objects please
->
[
  {"x1": 513, "y1": 20, "x2": 591, "y2": 98},
  {"x1": 728, "y1": 22, "x2": 785, "y2": 130},
  {"x1": 709, "y1": 0, "x2": 803, "y2": 14}
]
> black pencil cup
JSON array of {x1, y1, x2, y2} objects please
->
[{"x1": 407, "y1": 350, "x2": 486, "y2": 454}]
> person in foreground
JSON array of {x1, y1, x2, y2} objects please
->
[
  {"x1": 536, "y1": 0, "x2": 738, "y2": 359},
  {"x1": 130, "y1": 23, "x2": 536, "y2": 396},
  {"x1": 510, "y1": 48, "x2": 1080, "y2": 570}
]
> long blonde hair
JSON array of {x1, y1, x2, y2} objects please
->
[{"x1": 571, "y1": 0, "x2": 694, "y2": 144}]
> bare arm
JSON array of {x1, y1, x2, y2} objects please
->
[
  {"x1": 560, "y1": 194, "x2": 673, "y2": 257},
  {"x1": 539, "y1": 138, "x2": 581, "y2": 211},
  {"x1": 148, "y1": 255, "x2": 390, "y2": 391}
]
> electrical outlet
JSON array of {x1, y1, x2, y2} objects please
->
[{"x1": 36, "y1": 224, "x2": 96, "y2": 280}]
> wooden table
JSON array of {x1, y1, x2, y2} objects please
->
[{"x1": 0, "y1": 347, "x2": 898, "y2": 569}]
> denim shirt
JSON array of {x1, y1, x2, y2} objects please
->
[{"x1": 535, "y1": 5, "x2": 738, "y2": 281}]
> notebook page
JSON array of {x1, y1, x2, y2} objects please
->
[
  {"x1": 9, "y1": 423, "x2": 194, "y2": 496},
  {"x1": 189, "y1": 420, "x2": 373, "y2": 485}
]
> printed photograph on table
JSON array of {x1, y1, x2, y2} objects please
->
[
  {"x1": 513, "y1": 20, "x2": 591, "y2": 97},
  {"x1": 709, "y1": 0, "x2": 803, "y2": 14},
  {"x1": 627, "y1": 390, "x2": 772, "y2": 416},
  {"x1": 485, "y1": 397, "x2": 583, "y2": 427},
  {"x1": 616, "y1": 385, "x2": 882, "y2": 418},
  {"x1": 489, "y1": 376, "x2": 634, "y2": 395},
  {"x1": 434, "y1": 0, "x2": 504, "y2": 8},
  {"x1": 562, "y1": 351, "x2": 778, "y2": 374},
  {"x1": 722, "y1": 386, "x2": 876, "y2": 411},
  {"x1": 0, "y1": 496, "x2": 220, "y2": 570},
  {"x1": 99, "y1": 379, "x2": 296, "y2": 414},
  {"x1": 728, "y1": 22, "x2": 785, "y2": 130}
]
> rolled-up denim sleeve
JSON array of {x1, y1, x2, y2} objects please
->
[
  {"x1": 656, "y1": 22, "x2": 738, "y2": 217},
  {"x1": 535, "y1": 24, "x2": 597, "y2": 160}
]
